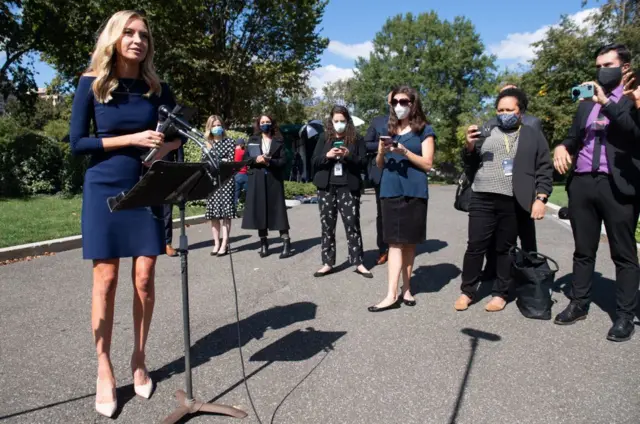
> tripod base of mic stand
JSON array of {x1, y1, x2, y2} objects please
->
[{"x1": 161, "y1": 389, "x2": 248, "y2": 423}]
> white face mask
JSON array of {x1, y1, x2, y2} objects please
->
[
  {"x1": 333, "y1": 121, "x2": 347, "y2": 133},
  {"x1": 394, "y1": 105, "x2": 410, "y2": 120}
]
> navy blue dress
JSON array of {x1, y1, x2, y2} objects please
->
[{"x1": 69, "y1": 76, "x2": 177, "y2": 260}]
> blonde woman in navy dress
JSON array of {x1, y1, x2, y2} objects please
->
[{"x1": 68, "y1": 10, "x2": 182, "y2": 417}]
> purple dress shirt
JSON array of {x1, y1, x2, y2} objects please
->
[{"x1": 575, "y1": 86, "x2": 624, "y2": 174}]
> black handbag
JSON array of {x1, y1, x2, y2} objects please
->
[
  {"x1": 454, "y1": 172, "x2": 473, "y2": 212},
  {"x1": 510, "y1": 247, "x2": 559, "y2": 320}
]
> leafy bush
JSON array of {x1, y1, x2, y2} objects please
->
[
  {"x1": 284, "y1": 181, "x2": 316, "y2": 199},
  {"x1": 43, "y1": 119, "x2": 70, "y2": 142}
]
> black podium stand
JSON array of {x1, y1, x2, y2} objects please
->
[{"x1": 108, "y1": 160, "x2": 248, "y2": 423}]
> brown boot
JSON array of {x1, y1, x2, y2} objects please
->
[{"x1": 166, "y1": 244, "x2": 178, "y2": 257}]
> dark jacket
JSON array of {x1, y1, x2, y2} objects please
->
[
  {"x1": 312, "y1": 132, "x2": 367, "y2": 192},
  {"x1": 241, "y1": 135, "x2": 290, "y2": 231},
  {"x1": 463, "y1": 124, "x2": 553, "y2": 212},
  {"x1": 363, "y1": 115, "x2": 389, "y2": 185},
  {"x1": 561, "y1": 97, "x2": 640, "y2": 198}
]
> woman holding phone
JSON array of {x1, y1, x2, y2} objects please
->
[
  {"x1": 241, "y1": 114, "x2": 293, "y2": 259},
  {"x1": 369, "y1": 86, "x2": 436, "y2": 312},
  {"x1": 311, "y1": 105, "x2": 372, "y2": 278}
]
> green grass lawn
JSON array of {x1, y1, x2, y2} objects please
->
[
  {"x1": 0, "y1": 196, "x2": 205, "y2": 248},
  {"x1": 549, "y1": 184, "x2": 640, "y2": 242}
]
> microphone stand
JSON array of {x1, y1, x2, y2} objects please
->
[{"x1": 162, "y1": 124, "x2": 247, "y2": 423}]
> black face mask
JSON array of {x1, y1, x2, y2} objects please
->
[{"x1": 597, "y1": 67, "x2": 623, "y2": 91}]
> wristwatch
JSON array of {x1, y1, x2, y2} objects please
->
[{"x1": 536, "y1": 195, "x2": 548, "y2": 204}]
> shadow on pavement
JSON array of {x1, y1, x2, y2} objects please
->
[
  {"x1": 234, "y1": 236, "x2": 321, "y2": 256},
  {"x1": 364, "y1": 239, "x2": 448, "y2": 270},
  {"x1": 449, "y1": 328, "x2": 501, "y2": 424},
  {"x1": 553, "y1": 272, "x2": 619, "y2": 322},
  {"x1": 412, "y1": 263, "x2": 461, "y2": 294},
  {"x1": 181, "y1": 327, "x2": 346, "y2": 424},
  {"x1": 188, "y1": 234, "x2": 251, "y2": 251}
]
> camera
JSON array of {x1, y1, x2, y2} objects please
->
[{"x1": 571, "y1": 84, "x2": 594, "y2": 102}]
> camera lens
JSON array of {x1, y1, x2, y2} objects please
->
[{"x1": 572, "y1": 89, "x2": 580, "y2": 96}]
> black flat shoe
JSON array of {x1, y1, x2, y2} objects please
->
[
  {"x1": 314, "y1": 268, "x2": 334, "y2": 278},
  {"x1": 355, "y1": 269, "x2": 373, "y2": 279},
  {"x1": 217, "y1": 248, "x2": 228, "y2": 257},
  {"x1": 607, "y1": 318, "x2": 635, "y2": 342},
  {"x1": 401, "y1": 297, "x2": 417, "y2": 307},
  {"x1": 367, "y1": 300, "x2": 401, "y2": 313},
  {"x1": 210, "y1": 248, "x2": 220, "y2": 256}
]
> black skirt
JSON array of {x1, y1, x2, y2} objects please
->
[{"x1": 381, "y1": 196, "x2": 428, "y2": 244}]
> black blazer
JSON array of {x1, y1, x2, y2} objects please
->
[
  {"x1": 463, "y1": 125, "x2": 553, "y2": 212},
  {"x1": 561, "y1": 97, "x2": 640, "y2": 198},
  {"x1": 244, "y1": 135, "x2": 287, "y2": 180},
  {"x1": 312, "y1": 132, "x2": 367, "y2": 192},
  {"x1": 363, "y1": 115, "x2": 389, "y2": 184}
]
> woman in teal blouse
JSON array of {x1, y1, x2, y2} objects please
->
[{"x1": 368, "y1": 86, "x2": 436, "y2": 312}]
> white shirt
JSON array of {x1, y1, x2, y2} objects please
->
[{"x1": 261, "y1": 137, "x2": 272, "y2": 156}]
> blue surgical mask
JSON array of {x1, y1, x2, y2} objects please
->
[
  {"x1": 260, "y1": 123, "x2": 272, "y2": 133},
  {"x1": 497, "y1": 113, "x2": 520, "y2": 130},
  {"x1": 211, "y1": 126, "x2": 224, "y2": 136}
]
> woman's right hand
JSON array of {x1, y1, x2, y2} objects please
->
[
  {"x1": 378, "y1": 139, "x2": 390, "y2": 155},
  {"x1": 326, "y1": 148, "x2": 341, "y2": 159},
  {"x1": 129, "y1": 130, "x2": 165, "y2": 149},
  {"x1": 465, "y1": 125, "x2": 480, "y2": 151}
]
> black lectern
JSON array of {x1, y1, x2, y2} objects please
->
[{"x1": 108, "y1": 160, "x2": 248, "y2": 423}]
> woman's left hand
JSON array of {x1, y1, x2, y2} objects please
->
[
  {"x1": 390, "y1": 143, "x2": 408, "y2": 156},
  {"x1": 531, "y1": 200, "x2": 546, "y2": 220},
  {"x1": 143, "y1": 139, "x2": 181, "y2": 167},
  {"x1": 340, "y1": 147, "x2": 350, "y2": 157}
]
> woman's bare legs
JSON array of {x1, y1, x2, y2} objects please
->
[
  {"x1": 373, "y1": 244, "x2": 403, "y2": 308},
  {"x1": 219, "y1": 218, "x2": 231, "y2": 253},
  {"x1": 131, "y1": 256, "x2": 157, "y2": 387},
  {"x1": 210, "y1": 219, "x2": 221, "y2": 254},
  {"x1": 92, "y1": 259, "x2": 120, "y2": 404},
  {"x1": 401, "y1": 245, "x2": 416, "y2": 301}
]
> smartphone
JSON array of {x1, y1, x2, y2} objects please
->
[
  {"x1": 475, "y1": 125, "x2": 491, "y2": 139},
  {"x1": 380, "y1": 136, "x2": 397, "y2": 147},
  {"x1": 571, "y1": 84, "x2": 594, "y2": 102},
  {"x1": 333, "y1": 140, "x2": 345, "y2": 148}
]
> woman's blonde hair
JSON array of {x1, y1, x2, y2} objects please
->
[
  {"x1": 205, "y1": 115, "x2": 225, "y2": 141},
  {"x1": 87, "y1": 10, "x2": 161, "y2": 103}
]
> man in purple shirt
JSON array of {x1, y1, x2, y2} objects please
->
[{"x1": 553, "y1": 44, "x2": 640, "y2": 342}]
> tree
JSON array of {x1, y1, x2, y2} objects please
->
[
  {"x1": 0, "y1": 1, "x2": 41, "y2": 109},
  {"x1": 29, "y1": 0, "x2": 329, "y2": 126},
  {"x1": 351, "y1": 12, "x2": 496, "y2": 168}
]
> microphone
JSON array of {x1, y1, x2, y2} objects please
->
[
  {"x1": 142, "y1": 105, "x2": 181, "y2": 163},
  {"x1": 157, "y1": 105, "x2": 200, "y2": 135}
]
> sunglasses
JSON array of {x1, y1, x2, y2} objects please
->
[{"x1": 391, "y1": 99, "x2": 411, "y2": 107}]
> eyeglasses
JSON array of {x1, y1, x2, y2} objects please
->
[{"x1": 391, "y1": 99, "x2": 411, "y2": 107}]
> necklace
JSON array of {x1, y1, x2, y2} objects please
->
[{"x1": 120, "y1": 78, "x2": 137, "y2": 92}]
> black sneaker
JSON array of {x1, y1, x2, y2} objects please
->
[
  {"x1": 554, "y1": 302, "x2": 588, "y2": 325},
  {"x1": 606, "y1": 318, "x2": 635, "y2": 342}
]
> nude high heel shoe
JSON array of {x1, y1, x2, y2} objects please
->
[
  {"x1": 133, "y1": 370, "x2": 154, "y2": 399},
  {"x1": 95, "y1": 378, "x2": 117, "y2": 418}
]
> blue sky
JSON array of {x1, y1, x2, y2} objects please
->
[{"x1": 30, "y1": 0, "x2": 599, "y2": 91}]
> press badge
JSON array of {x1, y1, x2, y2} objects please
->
[
  {"x1": 502, "y1": 158, "x2": 513, "y2": 176},
  {"x1": 334, "y1": 163, "x2": 343, "y2": 176}
]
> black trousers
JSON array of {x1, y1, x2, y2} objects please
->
[
  {"x1": 461, "y1": 192, "x2": 519, "y2": 299},
  {"x1": 318, "y1": 185, "x2": 364, "y2": 266},
  {"x1": 568, "y1": 174, "x2": 640, "y2": 320},
  {"x1": 373, "y1": 183, "x2": 388, "y2": 254},
  {"x1": 483, "y1": 203, "x2": 537, "y2": 276}
]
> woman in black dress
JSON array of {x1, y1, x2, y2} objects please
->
[
  {"x1": 311, "y1": 105, "x2": 372, "y2": 278},
  {"x1": 241, "y1": 114, "x2": 293, "y2": 259},
  {"x1": 68, "y1": 10, "x2": 182, "y2": 417},
  {"x1": 202, "y1": 115, "x2": 235, "y2": 256}
]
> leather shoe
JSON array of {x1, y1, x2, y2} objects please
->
[
  {"x1": 606, "y1": 318, "x2": 635, "y2": 342},
  {"x1": 554, "y1": 302, "x2": 588, "y2": 325},
  {"x1": 166, "y1": 244, "x2": 178, "y2": 257},
  {"x1": 376, "y1": 252, "x2": 388, "y2": 265}
]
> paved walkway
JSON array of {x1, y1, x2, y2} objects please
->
[{"x1": 1, "y1": 186, "x2": 638, "y2": 424}]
